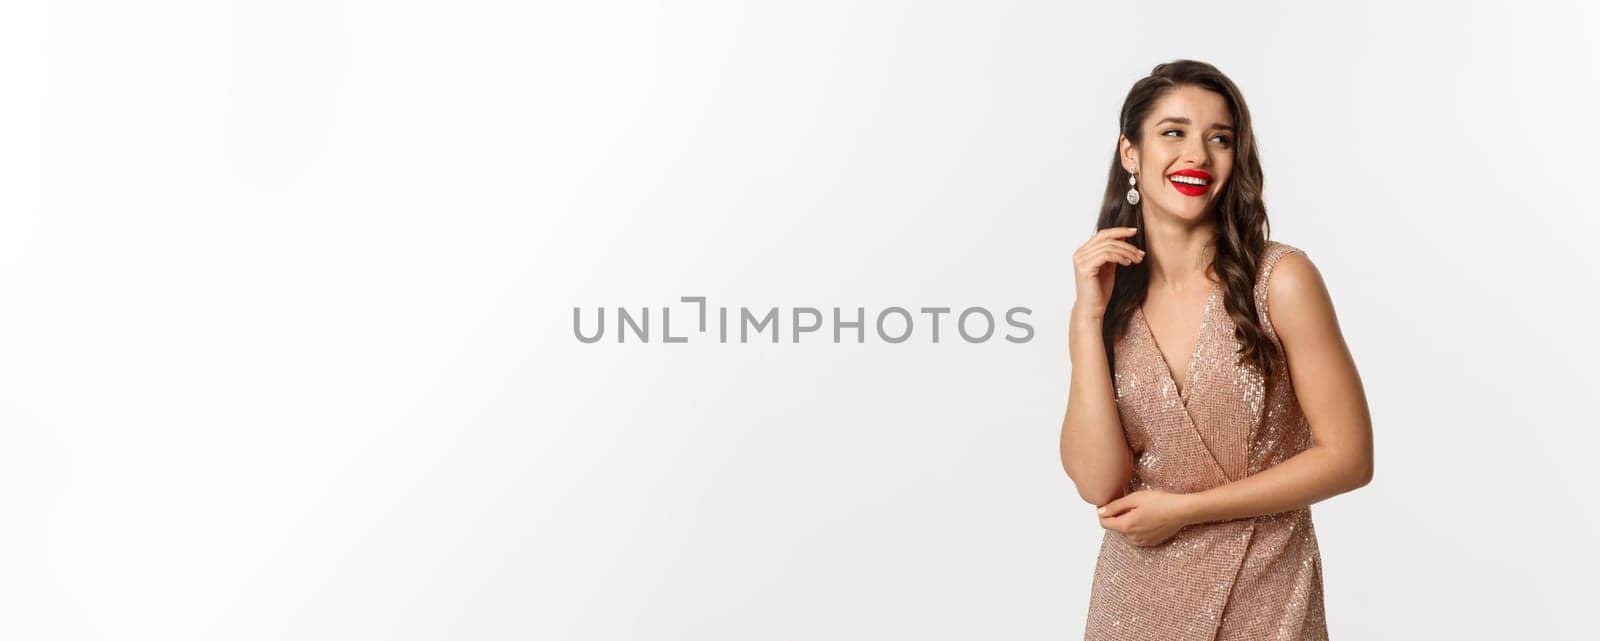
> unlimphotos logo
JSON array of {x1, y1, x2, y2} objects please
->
[{"x1": 574, "y1": 296, "x2": 1034, "y2": 344}]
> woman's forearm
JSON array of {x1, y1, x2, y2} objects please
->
[
  {"x1": 1060, "y1": 309, "x2": 1133, "y2": 505},
  {"x1": 1180, "y1": 444, "x2": 1371, "y2": 525}
]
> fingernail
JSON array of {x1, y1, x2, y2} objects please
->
[{"x1": 1097, "y1": 507, "x2": 1107, "y2": 514}]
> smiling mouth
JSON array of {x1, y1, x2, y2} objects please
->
[{"x1": 1168, "y1": 174, "x2": 1210, "y2": 196}]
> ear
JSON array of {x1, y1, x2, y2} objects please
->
[{"x1": 1118, "y1": 135, "x2": 1138, "y2": 174}]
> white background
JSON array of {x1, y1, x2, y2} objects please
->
[{"x1": 2, "y1": 1, "x2": 1597, "y2": 639}]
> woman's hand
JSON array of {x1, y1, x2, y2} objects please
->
[
  {"x1": 1072, "y1": 227, "x2": 1144, "y2": 319},
  {"x1": 1096, "y1": 489, "x2": 1193, "y2": 547}
]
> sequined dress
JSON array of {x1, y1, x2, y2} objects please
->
[{"x1": 1083, "y1": 241, "x2": 1327, "y2": 640}]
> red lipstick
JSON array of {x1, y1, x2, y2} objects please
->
[{"x1": 1168, "y1": 169, "x2": 1213, "y2": 197}]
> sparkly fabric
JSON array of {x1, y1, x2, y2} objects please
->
[{"x1": 1084, "y1": 241, "x2": 1327, "y2": 641}]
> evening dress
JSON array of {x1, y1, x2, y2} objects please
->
[{"x1": 1083, "y1": 241, "x2": 1328, "y2": 641}]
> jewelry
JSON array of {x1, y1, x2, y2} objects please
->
[{"x1": 1125, "y1": 172, "x2": 1141, "y2": 206}]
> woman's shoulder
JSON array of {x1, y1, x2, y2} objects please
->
[
  {"x1": 1254, "y1": 240, "x2": 1313, "y2": 287},
  {"x1": 1261, "y1": 239, "x2": 1308, "y2": 266},
  {"x1": 1254, "y1": 239, "x2": 1327, "y2": 338},
  {"x1": 1252, "y1": 238, "x2": 1313, "y2": 298}
]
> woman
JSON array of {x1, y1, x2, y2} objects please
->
[{"x1": 1059, "y1": 60, "x2": 1374, "y2": 640}]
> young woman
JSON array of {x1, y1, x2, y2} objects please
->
[{"x1": 1059, "y1": 60, "x2": 1374, "y2": 640}]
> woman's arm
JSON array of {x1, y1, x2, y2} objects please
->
[
  {"x1": 1178, "y1": 251, "x2": 1374, "y2": 524},
  {"x1": 1060, "y1": 305, "x2": 1135, "y2": 506}
]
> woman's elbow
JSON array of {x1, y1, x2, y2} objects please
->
[
  {"x1": 1078, "y1": 486, "x2": 1122, "y2": 507},
  {"x1": 1347, "y1": 457, "x2": 1373, "y2": 491},
  {"x1": 1073, "y1": 470, "x2": 1130, "y2": 506},
  {"x1": 1062, "y1": 462, "x2": 1120, "y2": 506}
]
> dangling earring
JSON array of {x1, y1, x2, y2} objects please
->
[{"x1": 1125, "y1": 171, "x2": 1141, "y2": 206}]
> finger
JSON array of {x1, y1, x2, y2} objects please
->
[
  {"x1": 1106, "y1": 240, "x2": 1146, "y2": 256},
  {"x1": 1089, "y1": 227, "x2": 1138, "y2": 243},
  {"x1": 1079, "y1": 227, "x2": 1134, "y2": 254},
  {"x1": 1093, "y1": 247, "x2": 1139, "y2": 267},
  {"x1": 1085, "y1": 237, "x2": 1145, "y2": 261},
  {"x1": 1086, "y1": 249, "x2": 1122, "y2": 268},
  {"x1": 1101, "y1": 246, "x2": 1143, "y2": 265},
  {"x1": 1075, "y1": 251, "x2": 1114, "y2": 275},
  {"x1": 1099, "y1": 512, "x2": 1135, "y2": 532},
  {"x1": 1094, "y1": 246, "x2": 1132, "y2": 265},
  {"x1": 1095, "y1": 226, "x2": 1140, "y2": 238},
  {"x1": 1098, "y1": 497, "x2": 1135, "y2": 517}
]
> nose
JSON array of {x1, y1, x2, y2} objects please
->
[{"x1": 1181, "y1": 135, "x2": 1210, "y2": 166}]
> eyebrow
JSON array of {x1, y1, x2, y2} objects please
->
[{"x1": 1154, "y1": 116, "x2": 1235, "y2": 131}]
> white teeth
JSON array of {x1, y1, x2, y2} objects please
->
[{"x1": 1170, "y1": 175, "x2": 1209, "y2": 186}]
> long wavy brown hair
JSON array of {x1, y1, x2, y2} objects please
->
[{"x1": 1097, "y1": 59, "x2": 1283, "y2": 380}]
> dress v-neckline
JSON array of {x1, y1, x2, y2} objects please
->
[{"x1": 1136, "y1": 281, "x2": 1220, "y2": 403}]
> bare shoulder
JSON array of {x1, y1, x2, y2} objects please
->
[
  {"x1": 1268, "y1": 248, "x2": 1323, "y2": 301},
  {"x1": 1265, "y1": 247, "x2": 1340, "y2": 344}
]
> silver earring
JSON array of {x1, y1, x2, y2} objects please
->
[{"x1": 1125, "y1": 172, "x2": 1141, "y2": 205}]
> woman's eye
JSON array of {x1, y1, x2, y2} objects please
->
[{"x1": 1162, "y1": 129, "x2": 1230, "y2": 145}]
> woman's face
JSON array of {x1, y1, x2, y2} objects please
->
[{"x1": 1122, "y1": 85, "x2": 1236, "y2": 224}]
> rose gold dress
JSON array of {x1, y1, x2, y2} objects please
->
[{"x1": 1083, "y1": 241, "x2": 1328, "y2": 640}]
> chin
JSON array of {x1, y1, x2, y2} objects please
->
[{"x1": 1161, "y1": 202, "x2": 1211, "y2": 221}]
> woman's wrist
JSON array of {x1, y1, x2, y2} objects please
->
[
  {"x1": 1178, "y1": 491, "x2": 1210, "y2": 526},
  {"x1": 1070, "y1": 304, "x2": 1105, "y2": 326}
]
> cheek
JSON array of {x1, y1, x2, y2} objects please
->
[{"x1": 1212, "y1": 166, "x2": 1233, "y2": 189}]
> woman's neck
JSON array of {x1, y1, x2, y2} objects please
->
[{"x1": 1142, "y1": 216, "x2": 1218, "y2": 293}]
